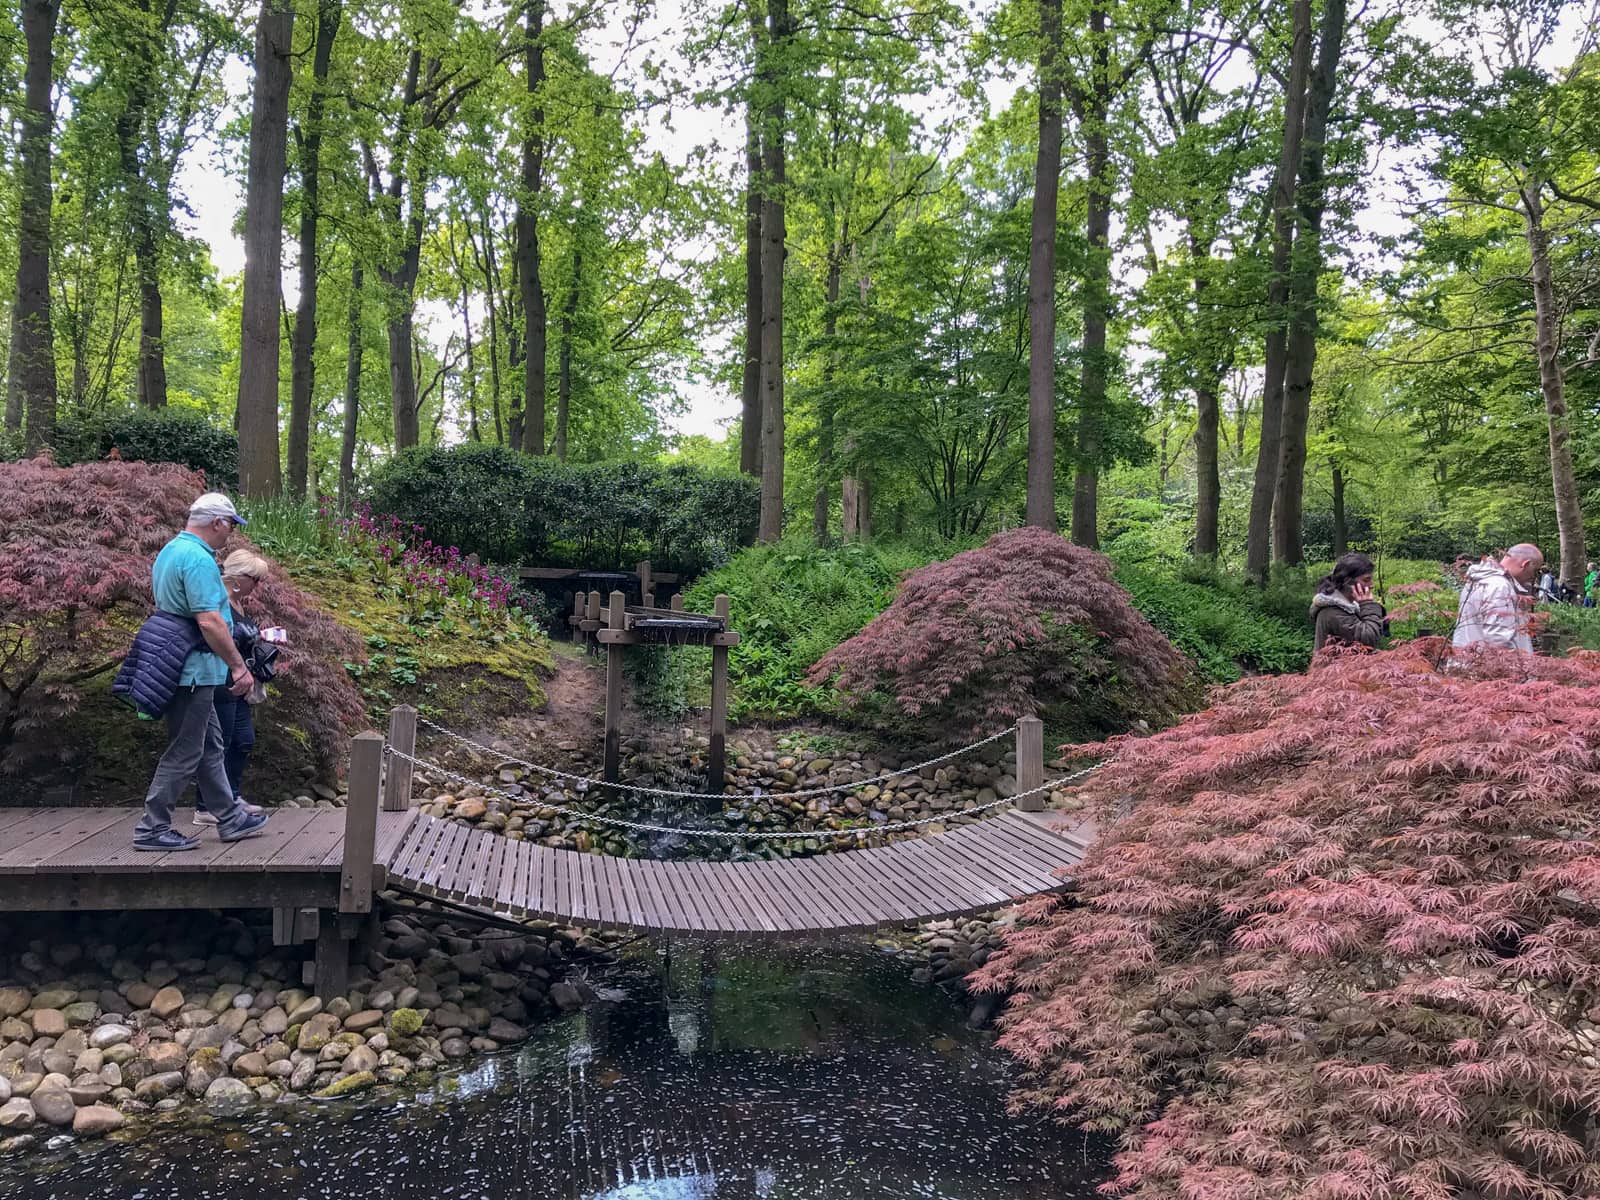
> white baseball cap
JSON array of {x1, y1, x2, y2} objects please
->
[{"x1": 189, "y1": 492, "x2": 247, "y2": 526}]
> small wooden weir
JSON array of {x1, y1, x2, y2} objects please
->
[{"x1": 567, "y1": 588, "x2": 741, "y2": 790}]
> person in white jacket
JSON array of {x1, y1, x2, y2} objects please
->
[{"x1": 1452, "y1": 543, "x2": 1543, "y2": 652}]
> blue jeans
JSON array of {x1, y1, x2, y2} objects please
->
[{"x1": 196, "y1": 691, "x2": 256, "y2": 812}]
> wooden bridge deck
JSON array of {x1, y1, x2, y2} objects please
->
[
  {"x1": 0, "y1": 805, "x2": 1091, "y2": 936},
  {"x1": 384, "y1": 809, "x2": 1093, "y2": 936}
]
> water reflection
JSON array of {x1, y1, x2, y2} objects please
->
[{"x1": 2, "y1": 942, "x2": 1108, "y2": 1200}]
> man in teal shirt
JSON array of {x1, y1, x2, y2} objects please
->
[{"x1": 133, "y1": 494, "x2": 271, "y2": 851}]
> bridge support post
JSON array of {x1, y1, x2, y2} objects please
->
[
  {"x1": 707, "y1": 594, "x2": 731, "y2": 795},
  {"x1": 604, "y1": 590, "x2": 627, "y2": 783},
  {"x1": 1016, "y1": 716, "x2": 1045, "y2": 812},
  {"x1": 383, "y1": 705, "x2": 417, "y2": 811}
]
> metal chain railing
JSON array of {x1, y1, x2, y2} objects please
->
[
  {"x1": 412, "y1": 713, "x2": 1019, "y2": 803},
  {"x1": 381, "y1": 744, "x2": 1107, "y2": 841}
]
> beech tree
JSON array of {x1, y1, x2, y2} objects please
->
[
  {"x1": 236, "y1": 0, "x2": 295, "y2": 497},
  {"x1": 7, "y1": 0, "x2": 58, "y2": 454}
]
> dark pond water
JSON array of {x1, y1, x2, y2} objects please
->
[{"x1": 3, "y1": 942, "x2": 1110, "y2": 1200}]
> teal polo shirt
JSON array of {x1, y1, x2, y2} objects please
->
[{"x1": 151, "y1": 531, "x2": 234, "y2": 687}]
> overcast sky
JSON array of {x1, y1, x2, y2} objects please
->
[{"x1": 173, "y1": 1, "x2": 1589, "y2": 445}]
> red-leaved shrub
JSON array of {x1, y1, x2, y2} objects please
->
[
  {"x1": 807, "y1": 528, "x2": 1197, "y2": 741},
  {"x1": 0, "y1": 457, "x2": 366, "y2": 785},
  {"x1": 974, "y1": 641, "x2": 1600, "y2": 1198}
]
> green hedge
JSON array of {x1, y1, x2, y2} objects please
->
[
  {"x1": 54, "y1": 409, "x2": 239, "y2": 489},
  {"x1": 367, "y1": 444, "x2": 760, "y2": 573}
]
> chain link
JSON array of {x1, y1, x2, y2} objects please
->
[
  {"x1": 382, "y1": 744, "x2": 1106, "y2": 841},
  {"x1": 412, "y1": 714, "x2": 1019, "y2": 803}
]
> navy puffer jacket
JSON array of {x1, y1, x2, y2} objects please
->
[{"x1": 112, "y1": 611, "x2": 207, "y2": 718}]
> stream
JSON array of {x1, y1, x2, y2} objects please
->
[{"x1": 2, "y1": 941, "x2": 1111, "y2": 1199}]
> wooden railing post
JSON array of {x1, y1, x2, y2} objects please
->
[
  {"x1": 637, "y1": 559, "x2": 654, "y2": 606},
  {"x1": 570, "y1": 590, "x2": 585, "y2": 644},
  {"x1": 708, "y1": 593, "x2": 731, "y2": 794},
  {"x1": 603, "y1": 590, "x2": 627, "y2": 783},
  {"x1": 1016, "y1": 716, "x2": 1045, "y2": 813},
  {"x1": 383, "y1": 705, "x2": 416, "y2": 812},
  {"x1": 340, "y1": 732, "x2": 383, "y2": 913}
]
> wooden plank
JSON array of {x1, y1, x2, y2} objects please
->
[
  {"x1": 698, "y1": 863, "x2": 755, "y2": 934},
  {"x1": 452, "y1": 828, "x2": 496, "y2": 902},
  {"x1": 264, "y1": 810, "x2": 348, "y2": 872},
  {"x1": 834, "y1": 844, "x2": 942, "y2": 924},
  {"x1": 726, "y1": 857, "x2": 787, "y2": 934},
  {"x1": 740, "y1": 857, "x2": 816, "y2": 934},
  {"x1": 971, "y1": 816, "x2": 1084, "y2": 880},
  {"x1": 948, "y1": 823, "x2": 1069, "y2": 893},
  {"x1": 785, "y1": 855, "x2": 879, "y2": 930},
  {"x1": 0, "y1": 872, "x2": 338, "y2": 913},
  {"x1": 417, "y1": 821, "x2": 468, "y2": 896},
  {"x1": 481, "y1": 836, "x2": 514, "y2": 911},
  {"x1": 903, "y1": 832, "x2": 1013, "y2": 909},
  {"x1": 520, "y1": 843, "x2": 552, "y2": 918},
  {"x1": 25, "y1": 810, "x2": 148, "y2": 874},
  {"x1": 0, "y1": 810, "x2": 91, "y2": 868},
  {"x1": 388, "y1": 814, "x2": 448, "y2": 885},
  {"x1": 806, "y1": 843, "x2": 914, "y2": 925},
  {"x1": 603, "y1": 854, "x2": 640, "y2": 929},
  {"x1": 550, "y1": 843, "x2": 574, "y2": 922},
  {"x1": 667, "y1": 859, "x2": 720, "y2": 933},
  {"x1": 573, "y1": 850, "x2": 603, "y2": 926},
  {"x1": 851, "y1": 840, "x2": 973, "y2": 921},
  {"x1": 495, "y1": 839, "x2": 528, "y2": 914},
  {"x1": 0, "y1": 809, "x2": 128, "y2": 873},
  {"x1": 682, "y1": 860, "x2": 737, "y2": 933},
  {"x1": 993, "y1": 811, "x2": 1095, "y2": 860},
  {"x1": 636, "y1": 858, "x2": 692, "y2": 935},
  {"x1": 463, "y1": 830, "x2": 504, "y2": 905},
  {"x1": 26, "y1": 811, "x2": 152, "y2": 875},
  {"x1": 373, "y1": 810, "x2": 418, "y2": 869}
]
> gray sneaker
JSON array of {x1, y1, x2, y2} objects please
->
[{"x1": 195, "y1": 799, "x2": 264, "y2": 827}]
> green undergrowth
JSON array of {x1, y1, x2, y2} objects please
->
[
  {"x1": 681, "y1": 538, "x2": 938, "y2": 721},
  {"x1": 243, "y1": 500, "x2": 551, "y2": 723}
]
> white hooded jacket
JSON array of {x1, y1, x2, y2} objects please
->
[{"x1": 1452, "y1": 562, "x2": 1532, "y2": 652}]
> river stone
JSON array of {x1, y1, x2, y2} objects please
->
[
  {"x1": 100, "y1": 1063, "x2": 123, "y2": 1088},
  {"x1": 8, "y1": 1073, "x2": 41, "y2": 1098},
  {"x1": 61, "y1": 1002, "x2": 100, "y2": 1028},
  {"x1": 123, "y1": 982, "x2": 158, "y2": 1010},
  {"x1": 187, "y1": 1025, "x2": 228, "y2": 1053},
  {"x1": 343, "y1": 1010, "x2": 383, "y2": 1033},
  {"x1": 217, "y1": 1009, "x2": 250, "y2": 1038},
  {"x1": 0, "y1": 1099, "x2": 35, "y2": 1130},
  {"x1": 288, "y1": 1059, "x2": 317, "y2": 1091},
  {"x1": 186, "y1": 1054, "x2": 226, "y2": 1096},
  {"x1": 29, "y1": 1010, "x2": 67, "y2": 1037},
  {"x1": 259, "y1": 1007, "x2": 289, "y2": 1037},
  {"x1": 0, "y1": 1018, "x2": 30, "y2": 1041},
  {"x1": 42, "y1": 1051, "x2": 76, "y2": 1078},
  {"x1": 0, "y1": 1078, "x2": 8, "y2": 1104},
  {"x1": 232, "y1": 1052, "x2": 268, "y2": 1079},
  {"x1": 72, "y1": 1105, "x2": 125, "y2": 1137},
  {"x1": 150, "y1": 988, "x2": 185, "y2": 1020},
  {"x1": 549, "y1": 982, "x2": 584, "y2": 1013},
  {"x1": 315, "y1": 1070, "x2": 375, "y2": 1098},
  {"x1": 75, "y1": 1049, "x2": 104, "y2": 1075},
  {"x1": 287, "y1": 997, "x2": 323, "y2": 1024},
  {"x1": 440, "y1": 1038, "x2": 470, "y2": 1059},
  {"x1": 29, "y1": 1084, "x2": 75, "y2": 1127},
  {"x1": 32, "y1": 989, "x2": 74, "y2": 1011},
  {"x1": 326, "y1": 998, "x2": 352, "y2": 1021},
  {"x1": 0, "y1": 989, "x2": 30, "y2": 1019},
  {"x1": 144, "y1": 1042, "x2": 187, "y2": 1074},
  {"x1": 204, "y1": 1077, "x2": 253, "y2": 1111},
  {"x1": 297, "y1": 1014, "x2": 341, "y2": 1053},
  {"x1": 487, "y1": 1019, "x2": 528, "y2": 1044},
  {"x1": 89, "y1": 1025, "x2": 133, "y2": 1050},
  {"x1": 134, "y1": 1072, "x2": 184, "y2": 1101},
  {"x1": 68, "y1": 1077, "x2": 111, "y2": 1106}
]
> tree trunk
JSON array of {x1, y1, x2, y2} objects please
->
[
  {"x1": 1522, "y1": 182, "x2": 1587, "y2": 589},
  {"x1": 756, "y1": 0, "x2": 789, "y2": 543},
  {"x1": 135, "y1": 232, "x2": 168, "y2": 410},
  {"x1": 338, "y1": 264, "x2": 362, "y2": 511},
  {"x1": 1244, "y1": 0, "x2": 1313, "y2": 581},
  {"x1": 1331, "y1": 459, "x2": 1346, "y2": 556},
  {"x1": 1194, "y1": 385, "x2": 1221, "y2": 558},
  {"x1": 741, "y1": 105, "x2": 763, "y2": 477},
  {"x1": 516, "y1": 0, "x2": 548, "y2": 455},
  {"x1": 1273, "y1": 0, "x2": 1345, "y2": 567},
  {"x1": 556, "y1": 216, "x2": 581, "y2": 461},
  {"x1": 1070, "y1": 7, "x2": 1112, "y2": 550},
  {"x1": 9, "y1": 0, "x2": 58, "y2": 453},
  {"x1": 387, "y1": 308, "x2": 419, "y2": 449},
  {"x1": 1024, "y1": 0, "x2": 1063, "y2": 531},
  {"x1": 476, "y1": 208, "x2": 505, "y2": 445},
  {"x1": 812, "y1": 252, "x2": 843, "y2": 543},
  {"x1": 236, "y1": 0, "x2": 295, "y2": 498},
  {"x1": 286, "y1": 0, "x2": 341, "y2": 500}
]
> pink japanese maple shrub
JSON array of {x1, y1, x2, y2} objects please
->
[
  {"x1": 974, "y1": 641, "x2": 1600, "y2": 1199},
  {"x1": 807, "y1": 527, "x2": 1197, "y2": 741},
  {"x1": 0, "y1": 456, "x2": 365, "y2": 780}
]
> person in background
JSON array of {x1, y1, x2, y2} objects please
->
[
  {"x1": 194, "y1": 550, "x2": 274, "y2": 827},
  {"x1": 1452, "y1": 543, "x2": 1543, "y2": 653},
  {"x1": 127, "y1": 494, "x2": 271, "y2": 851},
  {"x1": 1584, "y1": 561, "x2": 1597, "y2": 608},
  {"x1": 1310, "y1": 552, "x2": 1388, "y2": 651}
]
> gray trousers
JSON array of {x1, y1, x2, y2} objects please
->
[{"x1": 136, "y1": 685, "x2": 244, "y2": 837}]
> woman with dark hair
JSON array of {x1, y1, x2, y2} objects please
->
[{"x1": 1310, "y1": 552, "x2": 1388, "y2": 650}]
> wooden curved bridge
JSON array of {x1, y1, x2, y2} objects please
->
[{"x1": 382, "y1": 808, "x2": 1093, "y2": 936}]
